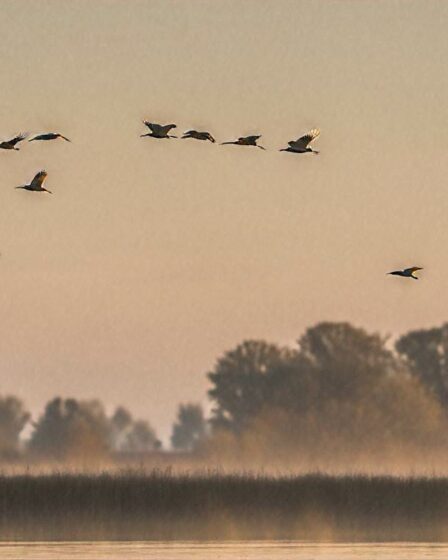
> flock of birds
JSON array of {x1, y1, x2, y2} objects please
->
[
  {"x1": 1, "y1": 132, "x2": 69, "y2": 193},
  {"x1": 140, "y1": 121, "x2": 321, "y2": 153},
  {"x1": 1, "y1": 121, "x2": 422, "y2": 279}
]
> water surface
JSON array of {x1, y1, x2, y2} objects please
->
[{"x1": 1, "y1": 541, "x2": 447, "y2": 560}]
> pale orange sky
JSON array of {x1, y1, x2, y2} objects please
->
[{"x1": 1, "y1": 0, "x2": 448, "y2": 440}]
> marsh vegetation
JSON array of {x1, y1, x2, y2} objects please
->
[{"x1": 1, "y1": 470, "x2": 448, "y2": 541}]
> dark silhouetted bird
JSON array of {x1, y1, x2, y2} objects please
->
[
  {"x1": 15, "y1": 170, "x2": 52, "y2": 194},
  {"x1": 182, "y1": 130, "x2": 215, "y2": 142},
  {"x1": 280, "y1": 128, "x2": 320, "y2": 154},
  {"x1": 141, "y1": 121, "x2": 177, "y2": 139},
  {"x1": 29, "y1": 132, "x2": 71, "y2": 142},
  {"x1": 0, "y1": 133, "x2": 28, "y2": 151},
  {"x1": 388, "y1": 266, "x2": 423, "y2": 280},
  {"x1": 221, "y1": 135, "x2": 265, "y2": 150}
]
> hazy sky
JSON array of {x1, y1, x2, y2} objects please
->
[{"x1": 1, "y1": 0, "x2": 448, "y2": 440}]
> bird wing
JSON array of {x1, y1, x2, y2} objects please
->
[
  {"x1": 404, "y1": 266, "x2": 423, "y2": 274},
  {"x1": 245, "y1": 135, "x2": 261, "y2": 142},
  {"x1": 160, "y1": 124, "x2": 176, "y2": 134},
  {"x1": 58, "y1": 134, "x2": 71, "y2": 142},
  {"x1": 30, "y1": 170, "x2": 48, "y2": 189},
  {"x1": 9, "y1": 132, "x2": 28, "y2": 146},
  {"x1": 291, "y1": 128, "x2": 320, "y2": 149},
  {"x1": 143, "y1": 121, "x2": 162, "y2": 134},
  {"x1": 29, "y1": 134, "x2": 46, "y2": 141}
]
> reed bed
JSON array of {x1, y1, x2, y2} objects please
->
[{"x1": 0, "y1": 470, "x2": 447, "y2": 541}]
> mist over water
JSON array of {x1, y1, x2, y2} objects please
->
[
  {"x1": 1, "y1": 542, "x2": 447, "y2": 560},
  {"x1": 2, "y1": 1, "x2": 448, "y2": 552}
]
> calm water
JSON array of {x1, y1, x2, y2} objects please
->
[{"x1": 0, "y1": 542, "x2": 447, "y2": 560}]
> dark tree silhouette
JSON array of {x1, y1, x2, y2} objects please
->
[
  {"x1": 29, "y1": 399, "x2": 160, "y2": 462},
  {"x1": 298, "y1": 322, "x2": 403, "y2": 402},
  {"x1": 208, "y1": 340, "x2": 295, "y2": 433},
  {"x1": 123, "y1": 420, "x2": 159, "y2": 452},
  {"x1": 110, "y1": 406, "x2": 133, "y2": 451},
  {"x1": 396, "y1": 324, "x2": 448, "y2": 407},
  {"x1": 111, "y1": 406, "x2": 133, "y2": 432},
  {"x1": 0, "y1": 396, "x2": 30, "y2": 459},
  {"x1": 207, "y1": 326, "x2": 399, "y2": 433},
  {"x1": 171, "y1": 403, "x2": 206, "y2": 450},
  {"x1": 110, "y1": 406, "x2": 159, "y2": 453},
  {"x1": 205, "y1": 323, "x2": 448, "y2": 469},
  {"x1": 29, "y1": 398, "x2": 110, "y2": 461}
]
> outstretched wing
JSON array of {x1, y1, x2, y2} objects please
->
[
  {"x1": 238, "y1": 135, "x2": 261, "y2": 143},
  {"x1": 159, "y1": 124, "x2": 176, "y2": 134},
  {"x1": 404, "y1": 266, "x2": 423, "y2": 274},
  {"x1": 30, "y1": 133, "x2": 56, "y2": 141},
  {"x1": 290, "y1": 128, "x2": 320, "y2": 149},
  {"x1": 8, "y1": 132, "x2": 28, "y2": 146},
  {"x1": 30, "y1": 170, "x2": 48, "y2": 189},
  {"x1": 143, "y1": 121, "x2": 161, "y2": 134},
  {"x1": 58, "y1": 134, "x2": 71, "y2": 142},
  {"x1": 143, "y1": 122, "x2": 176, "y2": 135}
]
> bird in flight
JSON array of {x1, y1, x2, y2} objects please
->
[
  {"x1": 0, "y1": 133, "x2": 28, "y2": 151},
  {"x1": 15, "y1": 170, "x2": 52, "y2": 194},
  {"x1": 387, "y1": 266, "x2": 423, "y2": 280},
  {"x1": 141, "y1": 122, "x2": 177, "y2": 139},
  {"x1": 29, "y1": 132, "x2": 71, "y2": 142},
  {"x1": 182, "y1": 130, "x2": 215, "y2": 143},
  {"x1": 221, "y1": 135, "x2": 265, "y2": 150},
  {"x1": 280, "y1": 128, "x2": 320, "y2": 154}
]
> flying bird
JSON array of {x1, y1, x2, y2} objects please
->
[
  {"x1": 0, "y1": 133, "x2": 28, "y2": 151},
  {"x1": 15, "y1": 170, "x2": 52, "y2": 194},
  {"x1": 280, "y1": 128, "x2": 320, "y2": 154},
  {"x1": 182, "y1": 130, "x2": 215, "y2": 142},
  {"x1": 141, "y1": 121, "x2": 177, "y2": 139},
  {"x1": 387, "y1": 266, "x2": 423, "y2": 280},
  {"x1": 29, "y1": 132, "x2": 71, "y2": 142},
  {"x1": 221, "y1": 135, "x2": 265, "y2": 150}
]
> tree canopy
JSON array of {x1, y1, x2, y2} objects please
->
[
  {"x1": 171, "y1": 403, "x2": 206, "y2": 450},
  {"x1": 0, "y1": 396, "x2": 30, "y2": 459},
  {"x1": 206, "y1": 322, "x2": 448, "y2": 468}
]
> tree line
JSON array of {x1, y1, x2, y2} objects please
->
[
  {"x1": 201, "y1": 322, "x2": 448, "y2": 469},
  {"x1": 2, "y1": 321, "x2": 448, "y2": 465},
  {"x1": 0, "y1": 397, "x2": 161, "y2": 462}
]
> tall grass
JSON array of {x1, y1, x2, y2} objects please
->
[{"x1": 0, "y1": 470, "x2": 447, "y2": 541}]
